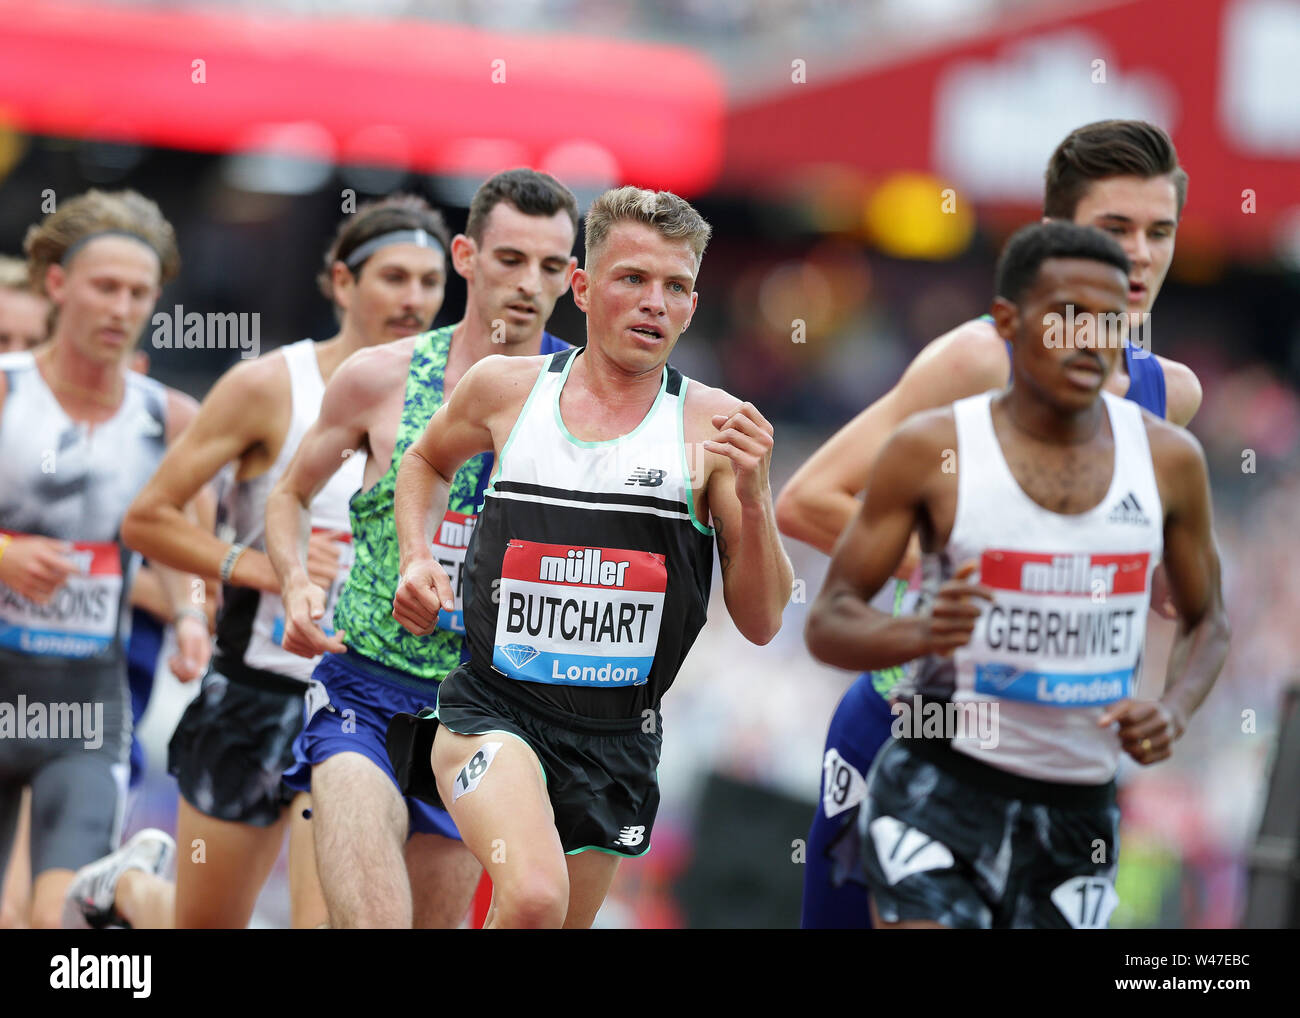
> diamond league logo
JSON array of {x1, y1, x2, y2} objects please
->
[
  {"x1": 977, "y1": 663, "x2": 1020, "y2": 691},
  {"x1": 500, "y1": 644, "x2": 540, "y2": 669}
]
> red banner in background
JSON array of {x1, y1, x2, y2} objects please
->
[
  {"x1": 725, "y1": 0, "x2": 1300, "y2": 255},
  {"x1": 0, "y1": 1, "x2": 724, "y2": 195}
]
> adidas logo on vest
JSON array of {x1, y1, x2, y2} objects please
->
[{"x1": 1107, "y1": 492, "x2": 1150, "y2": 526}]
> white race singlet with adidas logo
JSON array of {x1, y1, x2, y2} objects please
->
[{"x1": 912, "y1": 390, "x2": 1163, "y2": 783}]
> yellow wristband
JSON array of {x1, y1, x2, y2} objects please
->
[{"x1": 0, "y1": 534, "x2": 12, "y2": 564}]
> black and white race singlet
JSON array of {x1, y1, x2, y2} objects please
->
[
  {"x1": 0, "y1": 351, "x2": 168, "y2": 659},
  {"x1": 214, "y1": 339, "x2": 363, "y2": 683},
  {"x1": 462, "y1": 348, "x2": 715, "y2": 719},
  {"x1": 904, "y1": 391, "x2": 1163, "y2": 783}
]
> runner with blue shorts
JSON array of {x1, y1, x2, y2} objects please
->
[{"x1": 267, "y1": 169, "x2": 581, "y2": 928}]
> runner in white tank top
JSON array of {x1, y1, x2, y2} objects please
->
[
  {"x1": 66, "y1": 197, "x2": 451, "y2": 930},
  {"x1": 806, "y1": 222, "x2": 1228, "y2": 929},
  {"x1": 0, "y1": 191, "x2": 208, "y2": 931}
]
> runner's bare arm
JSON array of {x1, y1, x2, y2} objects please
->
[
  {"x1": 698, "y1": 392, "x2": 792, "y2": 645},
  {"x1": 124, "y1": 361, "x2": 283, "y2": 593},
  {"x1": 1157, "y1": 357, "x2": 1203, "y2": 427},
  {"x1": 1126, "y1": 425, "x2": 1229, "y2": 736},
  {"x1": 776, "y1": 319, "x2": 1007, "y2": 555},
  {"x1": 156, "y1": 386, "x2": 214, "y2": 679},
  {"x1": 264, "y1": 353, "x2": 374, "y2": 593},
  {"x1": 265, "y1": 350, "x2": 387, "y2": 657},
  {"x1": 392, "y1": 356, "x2": 537, "y2": 634},
  {"x1": 806, "y1": 411, "x2": 992, "y2": 671}
]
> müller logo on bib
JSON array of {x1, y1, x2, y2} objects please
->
[
  {"x1": 970, "y1": 549, "x2": 1151, "y2": 707},
  {"x1": 980, "y1": 550, "x2": 1149, "y2": 598},
  {"x1": 492, "y1": 540, "x2": 667, "y2": 687}
]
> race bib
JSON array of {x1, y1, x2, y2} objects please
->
[
  {"x1": 971, "y1": 550, "x2": 1150, "y2": 708},
  {"x1": 0, "y1": 534, "x2": 122, "y2": 658},
  {"x1": 1051, "y1": 875, "x2": 1119, "y2": 929},
  {"x1": 492, "y1": 540, "x2": 666, "y2": 687},
  {"x1": 431, "y1": 510, "x2": 475, "y2": 633},
  {"x1": 821, "y1": 748, "x2": 867, "y2": 820}
]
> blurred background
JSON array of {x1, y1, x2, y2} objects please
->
[{"x1": 2, "y1": 0, "x2": 1297, "y2": 927}]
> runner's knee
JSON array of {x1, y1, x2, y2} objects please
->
[{"x1": 494, "y1": 865, "x2": 568, "y2": 929}]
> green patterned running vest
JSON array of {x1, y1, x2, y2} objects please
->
[{"x1": 332, "y1": 325, "x2": 488, "y2": 682}]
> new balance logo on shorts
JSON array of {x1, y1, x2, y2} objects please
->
[
  {"x1": 625, "y1": 468, "x2": 665, "y2": 487},
  {"x1": 1107, "y1": 492, "x2": 1150, "y2": 526},
  {"x1": 615, "y1": 825, "x2": 645, "y2": 847}
]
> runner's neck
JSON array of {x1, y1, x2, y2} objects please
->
[
  {"x1": 35, "y1": 341, "x2": 127, "y2": 418},
  {"x1": 566, "y1": 344, "x2": 665, "y2": 415},
  {"x1": 998, "y1": 387, "x2": 1108, "y2": 446}
]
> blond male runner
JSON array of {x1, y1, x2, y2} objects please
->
[
  {"x1": 267, "y1": 169, "x2": 579, "y2": 928},
  {"x1": 389, "y1": 187, "x2": 794, "y2": 928}
]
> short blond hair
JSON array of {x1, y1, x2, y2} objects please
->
[
  {"x1": 0, "y1": 255, "x2": 30, "y2": 292},
  {"x1": 585, "y1": 186, "x2": 712, "y2": 274},
  {"x1": 24, "y1": 189, "x2": 180, "y2": 295}
]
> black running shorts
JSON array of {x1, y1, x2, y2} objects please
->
[
  {"x1": 167, "y1": 655, "x2": 305, "y2": 827},
  {"x1": 859, "y1": 737, "x2": 1121, "y2": 929},
  {"x1": 389, "y1": 664, "x2": 661, "y2": 858}
]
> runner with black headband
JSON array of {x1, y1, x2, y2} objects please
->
[{"x1": 266, "y1": 168, "x2": 579, "y2": 928}]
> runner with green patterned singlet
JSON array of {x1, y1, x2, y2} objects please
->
[
  {"x1": 264, "y1": 167, "x2": 581, "y2": 929},
  {"x1": 334, "y1": 324, "x2": 498, "y2": 680}
]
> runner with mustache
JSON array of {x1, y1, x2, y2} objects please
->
[
  {"x1": 266, "y1": 169, "x2": 578, "y2": 928},
  {"x1": 85, "y1": 195, "x2": 450, "y2": 929}
]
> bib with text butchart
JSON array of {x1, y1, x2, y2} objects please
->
[{"x1": 493, "y1": 539, "x2": 666, "y2": 687}]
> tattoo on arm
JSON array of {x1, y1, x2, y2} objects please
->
[{"x1": 714, "y1": 515, "x2": 731, "y2": 575}]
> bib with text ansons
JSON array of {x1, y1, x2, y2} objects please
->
[
  {"x1": 972, "y1": 549, "x2": 1150, "y2": 707},
  {"x1": 0, "y1": 535, "x2": 122, "y2": 658},
  {"x1": 493, "y1": 540, "x2": 666, "y2": 687}
]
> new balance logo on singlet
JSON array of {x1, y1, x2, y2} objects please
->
[
  {"x1": 1107, "y1": 492, "x2": 1151, "y2": 526},
  {"x1": 625, "y1": 467, "x2": 665, "y2": 487}
]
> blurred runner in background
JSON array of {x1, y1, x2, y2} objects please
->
[{"x1": 0, "y1": 190, "x2": 209, "y2": 929}]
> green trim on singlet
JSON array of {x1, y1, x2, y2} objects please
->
[
  {"x1": 550, "y1": 347, "x2": 669, "y2": 449},
  {"x1": 869, "y1": 579, "x2": 911, "y2": 698},
  {"x1": 332, "y1": 324, "x2": 488, "y2": 682},
  {"x1": 678, "y1": 378, "x2": 714, "y2": 537}
]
